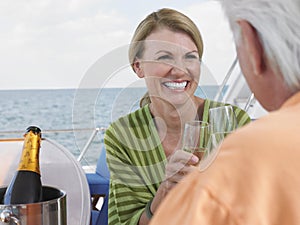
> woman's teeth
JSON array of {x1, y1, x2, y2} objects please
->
[{"x1": 164, "y1": 81, "x2": 187, "y2": 90}]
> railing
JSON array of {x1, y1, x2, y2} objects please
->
[
  {"x1": 77, "y1": 127, "x2": 106, "y2": 162},
  {"x1": 213, "y1": 56, "x2": 264, "y2": 119},
  {"x1": 0, "y1": 127, "x2": 106, "y2": 164},
  {"x1": 214, "y1": 56, "x2": 238, "y2": 102}
]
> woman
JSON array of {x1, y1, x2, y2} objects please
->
[{"x1": 104, "y1": 8, "x2": 251, "y2": 225}]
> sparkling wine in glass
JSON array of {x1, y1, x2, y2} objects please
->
[{"x1": 182, "y1": 120, "x2": 211, "y2": 163}]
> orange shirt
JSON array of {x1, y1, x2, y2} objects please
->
[{"x1": 150, "y1": 92, "x2": 300, "y2": 225}]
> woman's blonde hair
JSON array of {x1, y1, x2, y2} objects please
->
[{"x1": 129, "y1": 8, "x2": 204, "y2": 70}]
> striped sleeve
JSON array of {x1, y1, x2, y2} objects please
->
[{"x1": 104, "y1": 105, "x2": 166, "y2": 225}]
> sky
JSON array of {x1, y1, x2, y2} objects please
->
[{"x1": 0, "y1": 0, "x2": 236, "y2": 90}]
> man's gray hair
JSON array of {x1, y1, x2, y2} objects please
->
[{"x1": 221, "y1": 0, "x2": 300, "y2": 92}]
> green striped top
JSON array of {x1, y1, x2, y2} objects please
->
[{"x1": 104, "y1": 99, "x2": 251, "y2": 225}]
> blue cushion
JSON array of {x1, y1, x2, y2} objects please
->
[
  {"x1": 86, "y1": 173, "x2": 109, "y2": 185},
  {"x1": 86, "y1": 173, "x2": 109, "y2": 193},
  {"x1": 87, "y1": 145, "x2": 109, "y2": 225},
  {"x1": 95, "y1": 147, "x2": 110, "y2": 179}
]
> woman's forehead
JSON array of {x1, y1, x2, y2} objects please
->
[{"x1": 143, "y1": 30, "x2": 198, "y2": 54}]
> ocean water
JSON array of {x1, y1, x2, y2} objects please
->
[{"x1": 0, "y1": 86, "x2": 222, "y2": 166}]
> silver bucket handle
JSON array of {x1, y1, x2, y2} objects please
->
[{"x1": 0, "y1": 208, "x2": 21, "y2": 225}]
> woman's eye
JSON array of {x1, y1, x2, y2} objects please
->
[
  {"x1": 185, "y1": 54, "x2": 198, "y2": 60},
  {"x1": 157, "y1": 55, "x2": 173, "y2": 61}
]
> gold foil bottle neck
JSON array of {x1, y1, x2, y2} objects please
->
[{"x1": 17, "y1": 129, "x2": 41, "y2": 174}]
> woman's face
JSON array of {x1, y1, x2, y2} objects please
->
[{"x1": 134, "y1": 28, "x2": 201, "y2": 107}]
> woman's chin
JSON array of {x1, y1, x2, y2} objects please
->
[{"x1": 163, "y1": 94, "x2": 192, "y2": 107}]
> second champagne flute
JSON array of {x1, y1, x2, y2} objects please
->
[{"x1": 209, "y1": 105, "x2": 238, "y2": 134}]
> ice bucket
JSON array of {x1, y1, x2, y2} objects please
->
[
  {"x1": 0, "y1": 139, "x2": 90, "y2": 225},
  {"x1": 0, "y1": 186, "x2": 66, "y2": 225}
]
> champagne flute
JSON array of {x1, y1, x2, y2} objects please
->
[
  {"x1": 182, "y1": 120, "x2": 211, "y2": 164},
  {"x1": 209, "y1": 105, "x2": 238, "y2": 134},
  {"x1": 198, "y1": 106, "x2": 238, "y2": 170}
]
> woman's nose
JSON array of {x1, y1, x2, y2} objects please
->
[{"x1": 170, "y1": 61, "x2": 189, "y2": 76}]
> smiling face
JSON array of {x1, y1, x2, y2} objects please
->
[{"x1": 134, "y1": 28, "x2": 201, "y2": 107}]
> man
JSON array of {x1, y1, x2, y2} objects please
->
[{"x1": 149, "y1": 0, "x2": 300, "y2": 224}]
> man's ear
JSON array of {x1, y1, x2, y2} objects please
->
[
  {"x1": 238, "y1": 20, "x2": 265, "y2": 76},
  {"x1": 132, "y1": 58, "x2": 144, "y2": 78}
]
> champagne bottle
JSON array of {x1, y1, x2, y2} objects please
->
[{"x1": 4, "y1": 126, "x2": 43, "y2": 204}]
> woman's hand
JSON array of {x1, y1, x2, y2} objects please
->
[
  {"x1": 149, "y1": 150, "x2": 199, "y2": 216},
  {"x1": 164, "y1": 150, "x2": 199, "y2": 189}
]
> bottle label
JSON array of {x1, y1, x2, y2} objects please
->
[{"x1": 17, "y1": 131, "x2": 41, "y2": 174}]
